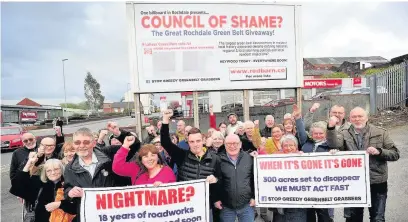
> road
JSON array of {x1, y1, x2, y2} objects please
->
[{"x1": 1, "y1": 124, "x2": 407, "y2": 222}]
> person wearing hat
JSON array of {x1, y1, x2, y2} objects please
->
[{"x1": 226, "y1": 113, "x2": 243, "y2": 135}]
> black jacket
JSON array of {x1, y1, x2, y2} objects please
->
[
  {"x1": 260, "y1": 126, "x2": 272, "y2": 137},
  {"x1": 161, "y1": 124, "x2": 219, "y2": 181},
  {"x1": 143, "y1": 133, "x2": 156, "y2": 144},
  {"x1": 11, "y1": 171, "x2": 76, "y2": 222},
  {"x1": 63, "y1": 145, "x2": 127, "y2": 221},
  {"x1": 160, "y1": 124, "x2": 220, "y2": 203},
  {"x1": 215, "y1": 150, "x2": 255, "y2": 209},
  {"x1": 9, "y1": 146, "x2": 35, "y2": 181},
  {"x1": 240, "y1": 134, "x2": 257, "y2": 153}
]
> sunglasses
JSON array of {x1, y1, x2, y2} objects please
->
[
  {"x1": 23, "y1": 138, "x2": 35, "y2": 143},
  {"x1": 73, "y1": 140, "x2": 92, "y2": 146}
]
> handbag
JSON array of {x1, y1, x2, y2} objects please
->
[{"x1": 23, "y1": 187, "x2": 43, "y2": 222}]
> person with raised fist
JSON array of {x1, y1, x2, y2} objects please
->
[
  {"x1": 160, "y1": 109, "x2": 221, "y2": 221},
  {"x1": 327, "y1": 107, "x2": 400, "y2": 222},
  {"x1": 113, "y1": 136, "x2": 176, "y2": 186}
]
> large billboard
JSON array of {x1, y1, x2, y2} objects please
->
[{"x1": 127, "y1": 2, "x2": 303, "y2": 93}]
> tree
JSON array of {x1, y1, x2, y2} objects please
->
[
  {"x1": 84, "y1": 72, "x2": 105, "y2": 113},
  {"x1": 321, "y1": 72, "x2": 349, "y2": 78}
]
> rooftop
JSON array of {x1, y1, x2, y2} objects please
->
[{"x1": 305, "y1": 56, "x2": 388, "y2": 65}]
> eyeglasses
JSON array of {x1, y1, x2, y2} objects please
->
[
  {"x1": 41, "y1": 143, "x2": 55, "y2": 148},
  {"x1": 46, "y1": 168, "x2": 61, "y2": 174},
  {"x1": 225, "y1": 142, "x2": 240, "y2": 146},
  {"x1": 73, "y1": 140, "x2": 92, "y2": 146},
  {"x1": 23, "y1": 138, "x2": 35, "y2": 143}
]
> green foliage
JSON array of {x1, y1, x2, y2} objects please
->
[
  {"x1": 363, "y1": 68, "x2": 387, "y2": 76},
  {"x1": 84, "y1": 72, "x2": 105, "y2": 110},
  {"x1": 59, "y1": 101, "x2": 88, "y2": 110},
  {"x1": 321, "y1": 72, "x2": 349, "y2": 78}
]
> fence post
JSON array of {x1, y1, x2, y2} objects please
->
[
  {"x1": 369, "y1": 75, "x2": 378, "y2": 115},
  {"x1": 405, "y1": 61, "x2": 408, "y2": 107},
  {"x1": 193, "y1": 91, "x2": 200, "y2": 128},
  {"x1": 243, "y1": 90, "x2": 250, "y2": 121}
]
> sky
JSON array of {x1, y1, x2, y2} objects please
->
[{"x1": 1, "y1": 1, "x2": 408, "y2": 106}]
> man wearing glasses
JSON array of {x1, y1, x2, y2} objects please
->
[
  {"x1": 63, "y1": 127, "x2": 140, "y2": 222},
  {"x1": 213, "y1": 134, "x2": 255, "y2": 222}
]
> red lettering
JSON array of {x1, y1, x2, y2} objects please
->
[
  {"x1": 341, "y1": 158, "x2": 363, "y2": 168},
  {"x1": 301, "y1": 160, "x2": 323, "y2": 169},
  {"x1": 124, "y1": 191, "x2": 135, "y2": 207},
  {"x1": 96, "y1": 194, "x2": 106, "y2": 210},
  {"x1": 185, "y1": 186, "x2": 195, "y2": 201},
  {"x1": 145, "y1": 190, "x2": 157, "y2": 205},
  {"x1": 134, "y1": 190, "x2": 144, "y2": 206},
  {"x1": 167, "y1": 189, "x2": 177, "y2": 204},
  {"x1": 107, "y1": 193, "x2": 113, "y2": 209},
  {"x1": 113, "y1": 192, "x2": 123, "y2": 208},
  {"x1": 178, "y1": 187, "x2": 186, "y2": 203},
  {"x1": 230, "y1": 16, "x2": 281, "y2": 28},
  {"x1": 157, "y1": 190, "x2": 168, "y2": 206},
  {"x1": 260, "y1": 161, "x2": 282, "y2": 170},
  {"x1": 141, "y1": 15, "x2": 204, "y2": 28}
]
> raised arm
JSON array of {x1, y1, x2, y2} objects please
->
[
  {"x1": 293, "y1": 104, "x2": 308, "y2": 146},
  {"x1": 209, "y1": 105, "x2": 217, "y2": 130},
  {"x1": 304, "y1": 103, "x2": 320, "y2": 132},
  {"x1": 112, "y1": 137, "x2": 141, "y2": 178},
  {"x1": 160, "y1": 109, "x2": 186, "y2": 165},
  {"x1": 326, "y1": 116, "x2": 344, "y2": 149}
]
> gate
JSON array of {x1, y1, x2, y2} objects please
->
[{"x1": 369, "y1": 62, "x2": 408, "y2": 114}]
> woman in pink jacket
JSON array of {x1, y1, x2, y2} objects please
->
[{"x1": 112, "y1": 136, "x2": 176, "y2": 186}]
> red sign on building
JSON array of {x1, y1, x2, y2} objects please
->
[
  {"x1": 20, "y1": 111, "x2": 38, "y2": 121},
  {"x1": 303, "y1": 79, "x2": 343, "y2": 89},
  {"x1": 353, "y1": 77, "x2": 362, "y2": 86}
]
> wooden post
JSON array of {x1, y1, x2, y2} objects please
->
[
  {"x1": 193, "y1": 91, "x2": 200, "y2": 128},
  {"x1": 243, "y1": 90, "x2": 250, "y2": 121},
  {"x1": 296, "y1": 87, "x2": 302, "y2": 111},
  {"x1": 133, "y1": 93, "x2": 142, "y2": 140}
]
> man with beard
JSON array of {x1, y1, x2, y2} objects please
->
[
  {"x1": 226, "y1": 113, "x2": 243, "y2": 135},
  {"x1": 327, "y1": 107, "x2": 400, "y2": 222}
]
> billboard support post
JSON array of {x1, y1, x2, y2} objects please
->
[
  {"x1": 243, "y1": 90, "x2": 250, "y2": 121},
  {"x1": 133, "y1": 93, "x2": 143, "y2": 140},
  {"x1": 193, "y1": 91, "x2": 200, "y2": 128},
  {"x1": 296, "y1": 87, "x2": 302, "y2": 111}
]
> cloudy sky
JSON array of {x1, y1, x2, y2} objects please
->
[{"x1": 1, "y1": 1, "x2": 408, "y2": 105}]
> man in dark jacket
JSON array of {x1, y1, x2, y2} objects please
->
[
  {"x1": 260, "y1": 115, "x2": 275, "y2": 137},
  {"x1": 214, "y1": 133, "x2": 255, "y2": 222},
  {"x1": 9, "y1": 133, "x2": 38, "y2": 181},
  {"x1": 160, "y1": 109, "x2": 219, "y2": 220},
  {"x1": 63, "y1": 127, "x2": 140, "y2": 222}
]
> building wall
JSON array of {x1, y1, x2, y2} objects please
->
[{"x1": 124, "y1": 91, "x2": 154, "y2": 114}]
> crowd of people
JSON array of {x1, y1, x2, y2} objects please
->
[{"x1": 8, "y1": 102, "x2": 400, "y2": 222}]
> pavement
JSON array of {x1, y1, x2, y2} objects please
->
[{"x1": 1, "y1": 124, "x2": 407, "y2": 222}]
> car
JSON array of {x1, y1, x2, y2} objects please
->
[
  {"x1": 1, "y1": 126, "x2": 26, "y2": 151},
  {"x1": 310, "y1": 89, "x2": 342, "y2": 100},
  {"x1": 263, "y1": 98, "x2": 295, "y2": 107},
  {"x1": 131, "y1": 111, "x2": 135, "y2": 118}
]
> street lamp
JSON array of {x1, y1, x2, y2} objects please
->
[
  {"x1": 127, "y1": 83, "x2": 131, "y2": 116},
  {"x1": 62, "y1": 59, "x2": 69, "y2": 124}
]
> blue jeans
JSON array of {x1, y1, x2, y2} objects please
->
[
  {"x1": 345, "y1": 185, "x2": 387, "y2": 222},
  {"x1": 220, "y1": 204, "x2": 255, "y2": 222}
]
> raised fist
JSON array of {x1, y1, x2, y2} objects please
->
[
  {"x1": 163, "y1": 109, "x2": 173, "y2": 119},
  {"x1": 123, "y1": 136, "x2": 136, "y2": 148},
  {"x1": 292, "y1": 104, "x2": 301, "y2": 120},
  {"x1": 310, "y1": 103, "x2": 320, "y2": 113},
  {"x1": 107, "y1": 122, "x2": 120, "y2": 136},
  {"x1": 254, "y1": 120, "x2": 259, "y2": 127},
  {"x1": 328, "y1": 116, "x2": 339, "y2": 128}
]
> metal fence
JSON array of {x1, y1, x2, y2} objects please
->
[{"x1": 369, "y1": 62, "x2": 408, "y2": 114}]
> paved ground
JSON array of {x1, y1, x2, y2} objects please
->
[{"x1": 1, "y1": 124, "x2": 407, "y2": 222}]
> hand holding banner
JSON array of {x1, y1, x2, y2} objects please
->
[{"x1": 254, "y1": 151, "x2": 371, "y2": 208}]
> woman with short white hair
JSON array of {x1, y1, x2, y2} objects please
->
[
  {"x1": 11, "y1": 157, "x2": 76, "y2": 222},
  {"x1": 206, "y1": 130, "x2": 225, "y2": 154}
]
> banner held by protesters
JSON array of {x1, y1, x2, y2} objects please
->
[
  {"x1": 80, "y1": 180, "x2": 209, "y2": 222},
  {"x1": 254, "y1": 151, "x2": 371, "y2": 208}
]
